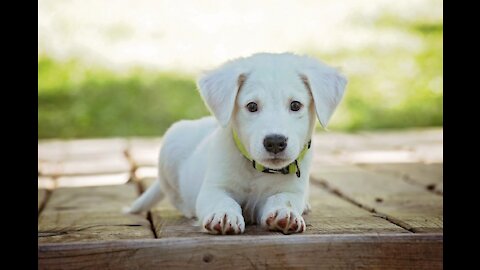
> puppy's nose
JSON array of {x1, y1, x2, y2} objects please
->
[{"x1": 263, "y1": 135, "x2": 288, "y2": 154}]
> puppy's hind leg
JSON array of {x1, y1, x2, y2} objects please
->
[{"x1": 125, "y1": 179, "x2": 165, "y2": 214}]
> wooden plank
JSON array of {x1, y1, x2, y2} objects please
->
[
  {"x1": 38, "y1": 233, "x2": 443, "y2": 270},
  {"x1": 411, "y1": 144, "x2": 443, "y2": 164},
  {"x1": 359, "y1": 128, "x2": 443, "y2": 147},
  {"x1": 56, "y1": 173, "x2": 130, "y2": 188},
  {"x1": 38, "y1": 211, "x2": 154, "y2": 243},
  {"x1": 140, "y1": 178, "x2": 203, "y2": 238},
  {"x1": 134, "y1": 166, "x2": 157, "y2": 180},
  {"x1": 127, "y1": 138, "x2": 162, "y2": 167},
  {"x1": 305, "y1": 183, "x2": 408, "y2": 234},
  {"x1": 311, "y1": 129, "x2": 443, "y2": 165},
  {"x1": 141, "y1": 176, "x2": 408, "y2": 238},
  {"x1": 311, "y1": 165, "x2": 443, "y2": 233},
  {"x1": 38, "y1": 138, "x2": 128, "y2": 161},
  {"x1": 357, "y1": 163, "x2": 443, "y2": 194},
  {"x1": 38, "y1": 161, "x2": 62, "y2": 177},
  {"x1": 39, "y1": 155, "x2": 131, "y2": 176},
  {"x1": 312, "y1": 131, "x2": 373, "y2": 152},
  {"x1": 38, "y1": 189, "x2": 48, "y2": 212},
  {"x1": 38, "y1": 184, "x2": 154, "y2": 243},
  {"x1": 64, "y1": 138, "x2": 128, "y2": 159},
  {"x1": 38, "y1": 177, "x2": 56, "y2": 189},
  {"x1": 38, "y1": 140, "x2": 67, "y2": 161},
  {"x1": 42, "y1": 184, "x2": 140, "y2": 212}
]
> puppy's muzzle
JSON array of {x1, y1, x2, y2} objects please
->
[{"x1": 263, "y1": 134, "x2": 288, "y2": 154}]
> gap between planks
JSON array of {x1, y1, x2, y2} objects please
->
[
  {"x1": 309, "y1": 164, "x2": 442, "y2": 234},
  {"x1": 122, "y1": 147, "x2": 138, "y2": 184},
  {"x1": 133, "y1": 173, "x2": 158, "y2": 239},
  {"x1": 38, "y1": 189, "x2": 52, "y2": 217},
  {"x1": 310, "y1": 178, "x2": 416, "y2": 233},
  {"x1": 38, "y1": 184, "x2": 155, "y2": 243},
  {"x1": 355, "y1": 163, "x2": 443, "y2": 195}
]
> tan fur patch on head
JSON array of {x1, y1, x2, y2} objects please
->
[
  {"x1": 232, "y1": 74, "x2": 247, "y2": 117},
  {"x1": 237, "y1": 74, "x2": 247, "y2": 90},
  {"x1": 299, "y1": 74, "x2": 311, "y2": 92},
  {"x1": 300, "y1": 74, "x2": 317, "y2": 135}
]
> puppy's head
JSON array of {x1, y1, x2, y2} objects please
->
[{"x1": 198, "y1": 53, "x2": 347, "y2": 169}]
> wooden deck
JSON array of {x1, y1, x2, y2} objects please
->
[{"x1": 38, "y1": 128, "x2": 443, "y2": 269}]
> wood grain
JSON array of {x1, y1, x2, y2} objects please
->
[
  {"x1": 38, "y1": 177, "x2": 56, "y2": 189},
  {"x1": 38, "y1": 184, "x2": 154, "y2": 243},
  {"x1": 56, "y1": 173, "x2": 130, "y2": 188},
  {"x1": 38, "y1": 189, "x2": 48, "y2": 212},
  {"x1": 38, "y1": 139, "x2": 128, "y2": 162},
  {"x1": 38, "y1": 211, "x2": 154, "y2": 243},
  {"x1": 38, "y1": 233, "x2": 443, "y2": 270},
  {"x1": 305, "y1": 184, "x2": 408, "y2": 234},
  {"x1": 127, "y1": 138, "x2": 162, "y2": 167},
  {"x1": 141, "y1": 176, "x2": 408, "y2": 238},
  {"x1": 311, "y1": 165, "x2": 443, "y2": 233},
  {"x1": 42, "y1": 184, "x2": 139, "y2": 212},
  {"x1": 39, "y1": 155, "x2": 131, "y2": 177},
  {"x1": 134, "y1": 166, "x2": 157, "y2": 180},
  {"x1": 37, "y1": 130, "x2": 443, "y2": 268},
  {"x1": 63, "y1": 138, "x2": 128, "y2": 159},
  {"x1": 310, "y1": 129, "x2": 443, "y2": 165},
  {"x1": 358, "y1": 162, "x2": 443, "y2": 194}
]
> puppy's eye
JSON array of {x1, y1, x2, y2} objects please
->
[
  {"x1": 290, "y1": 101, "x2": 303, "y2": 111},
  {"x1": 246, "y1": 102, "x2": 258, "y2": 112}
]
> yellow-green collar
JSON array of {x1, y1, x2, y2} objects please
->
[{"x1": 232, "y1": 129, "x2": 311, "y2": 177}]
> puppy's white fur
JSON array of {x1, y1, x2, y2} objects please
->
[{"x1": 128, "y1": 53, "x2": 347, "y2": 234}]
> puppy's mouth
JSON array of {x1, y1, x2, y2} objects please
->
[{"x1": 260, "y1": 157, "x2": 292, "y2": 169}]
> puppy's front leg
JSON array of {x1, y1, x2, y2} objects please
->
[
  {"x1": 196, "y1": 187, "x2": 245, "y2": 235},
  {"x1": 260, "y1": 192, "x2": 306, "y2": 234}
]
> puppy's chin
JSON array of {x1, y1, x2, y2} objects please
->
[{"x1": 258, "y1": 157, "x2": 294, "y2": 169}]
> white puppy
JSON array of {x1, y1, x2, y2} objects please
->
[{"x1": 128, "y1": 53, "x2": 347, "y2": 235}]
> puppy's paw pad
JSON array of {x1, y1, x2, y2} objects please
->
[
  {"x1": 262, "y1": 208, "x2": 306, "y2": 234},
  {"x1": 202, "y1": 211, "x2": 245, "y2": 235}
]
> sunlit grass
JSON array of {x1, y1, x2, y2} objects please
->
[{"x1": 38, "y1": 57, "x2": 209, "y2": 138}]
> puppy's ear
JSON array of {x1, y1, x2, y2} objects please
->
[
  {"x1": 299, "y1": 59, "x2": 347, "y2": 128},
  {"x1": 197, "y1": 62, "x2": 247, "y2": 127}
]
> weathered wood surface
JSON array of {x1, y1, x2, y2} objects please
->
[
  {"x1": 140, "y1": 177, "x2": 408, "y2": 238},
  {"x1": 38, "y1": 138, "x2": 128, "y2": 161},
  {"x1": 310, "y1": 128, "x2": 443, "y2": 165},
  {"x1": 38, "y1": 184, "x2": 154, "y2": 243},
  {"x1": 38, "y1": 189, "x2": 48, "y2": 212},
  {"x1": 55, "y1": 173, "x2": 130, "y2": 188},
  {"x1": 134, "y1": 166, "x2": 157, "y2": 180},
  {"x1": 38, "y1": 233, "x2": 443, "y2": 270},
  {"x1": 127, "y1": 138, "x2": 162, "y2": 167},
  {"x1": 38, "y1": 177, "x2": 55, "y2": 189},
  {"x1": 306, "y1": 182, "x2": 409, "y2": 234},
  {"x1": 38, "y1": 128, "x2": 443, "y2": 268},
  {"x1": 358, "y1": 162, "x2": 443, "y2": 194},
  {"x1": 311, "y1": 165, "x2": 443, "y2": 233},
  {"x1": 41, "y1": 184, "x2": 138, "y2": 211},
  {"x1": 39, "y1": 155, "x2": 131, "y2": 176},
  {"x1": 38, "y1": 139, "x2": 130, "y2": 177}
]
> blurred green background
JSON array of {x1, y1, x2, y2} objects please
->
[{"x1": 38, "y1": 1, "x2": 442, "y2": 139}]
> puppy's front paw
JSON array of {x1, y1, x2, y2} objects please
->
[
  {"x1": 202, "y1": 211, "x2": 245, "y2": 235},
  {"x1": 261, "y1": 208, "x2": 306, "y2": 234}
]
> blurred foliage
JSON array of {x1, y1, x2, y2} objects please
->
[
  {"x1": 315, "y1": 15, "x2": 443, "y2": 131},
  {"x1": 38, "y1": 15, "x2": 442, "y2": 138},
  {"x1": 38, "y1": 57, "x2": 209, "y2": 138}
]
